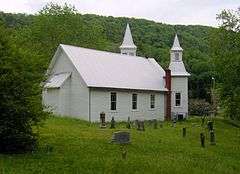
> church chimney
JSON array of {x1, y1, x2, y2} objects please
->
[
  {"x1": 119, "y1": 23, "x2": 137, "y2": 56},
  {"x1": 165, "y1": 69, "x2": 172, "y2": 120}
]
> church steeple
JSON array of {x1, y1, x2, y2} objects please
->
[
  {"x1": 171, "y1": 34, "x2": 183, "y2": 51},
  {"x1": 170, "y1": 34, "x2": 183, "y2": 62},
  {"x1": 119, "y1": 23, "x2": 137, "y2": 56},
  {"x1": 169, "y1": 34, "x2": 190, "y2": 76}
]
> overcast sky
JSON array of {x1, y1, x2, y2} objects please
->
[{"x1": 0, "y1": 0, "x2": 239, "y2": 27}]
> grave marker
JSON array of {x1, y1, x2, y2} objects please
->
[
  {"x1": 207, "y1": 121, "x2": 214, "y2": 131},
  {"x1": 111, "y1": 131, "x2": 130, "y2": 160},
  {"x1": 210, "y1": 130, "x2": 216, "y2": 145},
  {"x1": 159, "y1": 121, "x2": 163, "y2": 128},
  {"x1": 200, "y1": 133, "x2": 205, "y2": 148},
  {"x1": 100, "y1": 112, "x2": 107, "y2": 128},
  {"x1": 126, "y1": 117, "x2": 131, "y2": 129},
  {"x1": 183, "y1": 127, "x2": 186, "y2": 137},
  {"x1": 137, "y1": 120, "x2": 145, "y2": 131},
  {"x1": 172, "y1": 114, "x2": 177, "y2": 127},
  {"x1": 110, "y1": 117, "x2": 115, "y2": 129},
  {"x1": 153, "y1": 119, "x2": 158, "y2": 129},
  {"x1": 111, "y1": 131, "x2": 130, "y2": 144}
]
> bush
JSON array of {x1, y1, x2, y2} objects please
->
[
  {"x1": 189, "y1": 99, "x2": 212, "y2": 116},
  {"x1": 0, "y1": 23, "x2": 48, "y2": 153}
]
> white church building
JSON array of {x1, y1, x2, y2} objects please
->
[{"x1": 42, "y1": 24, "x2": 190, "y2": 122}]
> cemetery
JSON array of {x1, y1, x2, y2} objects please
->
[{"x1": 0, "y1": 115, "x2": 239, "y2": 174}]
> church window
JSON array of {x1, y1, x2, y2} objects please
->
[
  {"x1": 175, "y1": 92, "x2": 181, "y2": 106},
  {"x1": 150, "y1": 94, "x2": 155, "y2": 109},
  {"x1": 110, "y1": 92, "x2": 117, "y2": 110},
  {"x1": 132, "y1": 94, "x2": 138, "y2": 110}
]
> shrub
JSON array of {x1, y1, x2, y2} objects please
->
[{"x1": 189, "y1": 99, "x2": 212, "y2": 116}]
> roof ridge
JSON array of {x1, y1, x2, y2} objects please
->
[
  {"x1": 60, "y1": 44, "x2": 148, "y2": 60},
  {"x1": 49, "y1": 44, "x2": 166, "y2": 91}
]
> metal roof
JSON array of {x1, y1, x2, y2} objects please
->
[
  {"x1": 171, "y1": 34, "x2": 183, "y2": 51},
  {"x1": 119, "y1": 23, "x2": 137, "y2": 49},
  {"x1": 44, "y1": 72, "x2": 71, "y2": 88},
  {"x1": 169, "y1": 61, "x2": 190, "y2": 76},
  {"x1": 60, "y1": 44, "x2": 167, "y2": 91}
]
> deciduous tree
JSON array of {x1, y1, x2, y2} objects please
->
[
  {"x1": 211, "y1": 7, "x2": 240, "y2": 120},
  {"x1": 0, "y1": 23, "x2": 48, "y2": 153}
]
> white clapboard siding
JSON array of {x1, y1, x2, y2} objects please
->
[
  {"x1": 90, "y1": 88, "x2": 165, "y2": 122},
  {"x1": 171, "y1": 77, "x2": 188, "y2": 117},
  {"x1": 43, "y1": 48, "x2": 89, "y2": 120}
]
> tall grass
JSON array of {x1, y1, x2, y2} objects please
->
[{"x1": 0, "y1": 116, "x2": 239, "y2": 174}]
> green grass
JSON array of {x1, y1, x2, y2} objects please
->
[{"x1": 0, "y1": 116, "x2": 240, "y2": 174}]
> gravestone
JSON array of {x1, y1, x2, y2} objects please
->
[
  {"x1": 111, "y1": 131, "x2": 130, "y2": 160},
  {"x1": 153, "y1": 119, "x2": 158, "y2": 129},
  {"x1": 207, "y1": 121, "x2": 214, "y2": 131},
  {"x1": 110, "y1": 117, "x2": 115, "y2": 129},
  {"x1": 100, "y1": 112, "x2": 107, "y2": 128},
  {"x1": 172, "y1": 119, "x2": 177, "y2": 127},
  {"x1": 141, "y1": 121, "x2": 145, "y2": 131},
  {"x1": 135, "y1": 120, "x2": 140, "y2": 130},
  {"x1": 178, "y1": 114, "x2": 184, "y2": 121},
  {"x1": 183, "y1": 127, "x2": 186, "y2": 137},
  {"x1": 210, "y1": 130, "x2": 216, "y2": 145},
  {"x1": 159, "y1": 121, "x2": 163, "y2": 128},
  {"x1": 111, "y1": 131, "x2": 130, "y2": 144},
  {"x1": 201, "y1": 116, "x2": 206, "y2": 126},
  {"x1": 200, "y1": 133, "x2": 205, "y2": 148},
  {"x1": 171, "y1": 114, "x2": 177, "y2": 127},
  {"x1": 137, "y1": 120, "x2": 145, "y2": 131},
  {"x1": 126, "y1": 117, "x2": 131, "y2": 129}
]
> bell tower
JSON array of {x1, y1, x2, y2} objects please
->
[
  {"x1": 168, "y1": 34, "x2": 190, "y2": 120},
  {"x1": 119, "y1": 23, "x2": 137, "y2": 56},
  {"x1": 170, "y1": 34, "x2": 183, "y2": 62}
]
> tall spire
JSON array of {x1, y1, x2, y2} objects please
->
[
  {"x1": 171, "y1": 34, "x2": 183, "y2": 51},
  {"x1": 120, "y1": 23, "x2": 137, "y2": 56}
]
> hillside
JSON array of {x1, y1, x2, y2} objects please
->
[
  {"x1": 0, "y1": 7, "x2": 216, "y2": 101},
  {"x1": 0, "y1": 116, "x2": 239, "y2": 174}
]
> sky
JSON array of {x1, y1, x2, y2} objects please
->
[{"x1": 0, "y1": 0, "x2": 239, "y2": 27}]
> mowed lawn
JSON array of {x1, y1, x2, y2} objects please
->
[{"x1": 0, "y1": 116, "x2": 240, "y2": 174}]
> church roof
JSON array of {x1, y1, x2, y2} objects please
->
[
  {"x1": 119, "y1": 24, "x2": 137, "y2": 49},
  {"x1": 169, "y1": 61, "x2": 190, "y2": 76},
  {"x1": 171, "y1": 34, "x2": 183, "y2": 51},
  {"x1": 44, "y1": 72, "x2": 71, "y2": 88},
  {"x1": 57, "y1": 44, "x2": 167, "y2": 91}
]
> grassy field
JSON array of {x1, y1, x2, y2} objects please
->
[{"x1": 0, "y1": 116, "x2": 239, "y2": 174}]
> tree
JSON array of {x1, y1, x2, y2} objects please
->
[
  {"x1": 211, "y1": 7, "x2": 240, "y2": 120},
  {"x1": 0, "y1": 22, "x2": 48, "y2": 153},
  {"x1": 15, "y1": 3, "x2": 108, "y2": 70}
]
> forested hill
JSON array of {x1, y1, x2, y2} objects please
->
[{"x1": 0, "y1": 6, "x2": 216, "y2": 101}]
